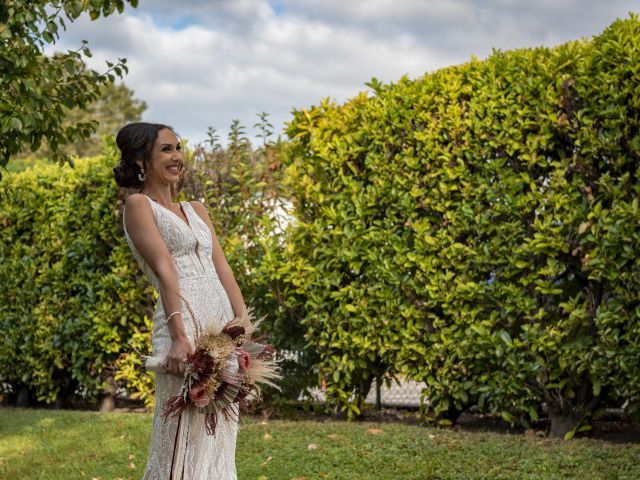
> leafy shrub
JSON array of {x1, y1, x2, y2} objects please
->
[
  {"x1": 280, "y1": 15, "x2": 640, "y2": 436},
  {"x1": 0, "y1": 153, "x2": 155, "y2": 406}
]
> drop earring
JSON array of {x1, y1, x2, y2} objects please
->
[{"x1": 138, "y1": 169, "x2": 145, "y2": 182}]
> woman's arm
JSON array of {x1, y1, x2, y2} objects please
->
[
  {"x1": 124, "y1": 193, "x2": 193, "y2": 375},
  {"x1": 190, "y1": 201, "x2": 248, "y2": 320}
]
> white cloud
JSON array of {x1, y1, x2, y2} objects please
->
[{"x1": 47, "y1": 0, "x2": 639, "y2": 145}]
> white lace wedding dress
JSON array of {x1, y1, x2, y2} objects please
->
[{"x1": 123, "y1": 194, "x2": 238, "y2": 480}]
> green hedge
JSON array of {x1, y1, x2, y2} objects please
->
[
  {"x1": 280, "y1": 15, "x2": 640, "y2": 437},
  {"x1": 0, "y1": 137, "x2": 316, "y2": 410},
  {"x1": 0, "y1": 153, "x2": 155, "y2": 407}
]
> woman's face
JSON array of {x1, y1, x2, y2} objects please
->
[{"x1": 139, "y1": 128, "x2": 184, "y2": 184}]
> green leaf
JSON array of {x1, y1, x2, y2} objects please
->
[
  {"x1": 10, "y1": 118, "x2": 23, "y2": 131},
  {"x1": 499, "y1": 331, "x2": 512, "y2": 346},
  {"x1": 593, "y1": 379, "x2": 601, "y2": 397},
  {"x1": 500, "y1": 411, "x2": 514, "y2": 424}
]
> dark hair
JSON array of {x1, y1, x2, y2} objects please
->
[{"x1": 112, "y1": 122, "x2": 176, "y2": 189}]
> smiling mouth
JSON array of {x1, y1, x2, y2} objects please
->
[{"x1": 166, "y1": 164, "x2": 183, "y2": 174}]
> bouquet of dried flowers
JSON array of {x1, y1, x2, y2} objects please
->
[{"x1": 143, "y1": 312, "x2": 280, "y2": 435}]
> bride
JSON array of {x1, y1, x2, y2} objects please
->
[{"x1": 113, "y1": 122, "x2": 246, "y2": 479}]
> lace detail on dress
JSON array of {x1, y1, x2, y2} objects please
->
[{"x1": 123, "y1": 194, "x2": 237, "y2": 480}]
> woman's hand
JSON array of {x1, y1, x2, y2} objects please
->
[{"x1": 162, "y1": 335, "x2": 194, "y2": 377}]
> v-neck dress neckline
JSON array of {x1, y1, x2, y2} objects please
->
[
  {"x1": 144, "y1": 194, "x2": 191, "y2": 229},
  {"x1": 142, "y1": 194, "x2": 208, "y2": 274}
]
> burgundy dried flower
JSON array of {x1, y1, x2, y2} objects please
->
[
  {"x1": 187, "y1": 350, "x2": 215, "y2": 375},
  {"x1": 224, "y1": 325, "x2": 245, "y2": 339},
  {"x1": 188, "y1": 382, "x2": 210, "y2": 408}
]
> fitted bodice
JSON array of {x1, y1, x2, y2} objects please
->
[{"x1": 123, "y1": 194, "x2": 219, "y2": 292}]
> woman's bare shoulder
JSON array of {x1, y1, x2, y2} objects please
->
[
  {"x1": 189, "y1": 200, "x2": 208, "y2": 217},
  {"x1": 123, "y1": 194, "x2": 154, "y2": 227},
  {"x1": 124, "y1": 192, "x2": 149, "y2": 208},
  {"x1": 189, "y1": 201, "x2": 217, "y2": 230}
]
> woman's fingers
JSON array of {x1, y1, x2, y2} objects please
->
[{"x1": 163, "y1": 355, "x2": 187, "y2": 376}]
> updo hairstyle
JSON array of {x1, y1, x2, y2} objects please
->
[{"x1": 112, "y1": 122, "x2": 176, "y2": 189}]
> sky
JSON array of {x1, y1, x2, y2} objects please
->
[{"x1": 49, "y1": 0, "x2": 639, "y2": 147}]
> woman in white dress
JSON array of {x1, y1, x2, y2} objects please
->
[{"x1": 113, "y1": 122, "x2": 246, "y2": 479}]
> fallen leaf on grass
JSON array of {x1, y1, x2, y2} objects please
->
[
  {"x1": 258, "y1": 476, "x2": 269, "y2": 480},
  {"x1": 366, "y1": 428, "x2": 384, "y2": 435},
  {"x1": 260, "y1": 456, "x2": 273, "y2": 467},
  {"x1": 128, "y1": 462, "x2": 136, "y2": 469},
  {"x1": 263, "y1": 432, "x2": 272, "y2": 440},
  {"x1": 326, "y1": 434, "x2": 339, "y2": 440},
  {"x1": 290, "y1": 477, "x2": 306, "y2": 480},
  {"x1": 128, "y1": 453, "x2": 135, "y2": 460},
  {"x1": 307, "y1": 443, "x2": 318, "y2": 450}
]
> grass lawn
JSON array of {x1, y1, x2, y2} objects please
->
[{"x1": 1, "y1": 407, "x2": 639, "y2": 479}]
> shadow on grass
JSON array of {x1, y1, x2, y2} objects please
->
[{"x1": 0, "y1": 407, "x2": 149, "y2": 479}]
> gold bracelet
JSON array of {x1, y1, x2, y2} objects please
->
[{"x1": 166, "y1": 311, "x2": 181, "y2": 323}]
